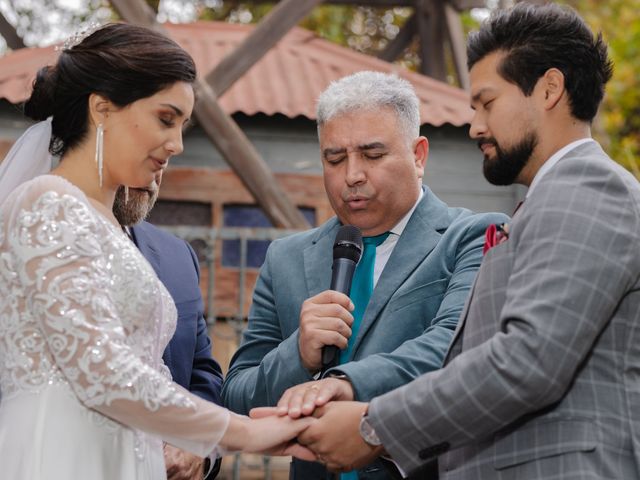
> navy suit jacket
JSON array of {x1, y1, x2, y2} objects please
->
[{"x1": 130, "y1": 221, "x2": 223, "y2": 404}]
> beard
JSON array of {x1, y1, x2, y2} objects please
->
[
  {"x1": 480, "y1": 131, "x2": 538, "y2": 186},
  {"x1": 112, "y1": 184, "x2": 159, "y2": 227}
]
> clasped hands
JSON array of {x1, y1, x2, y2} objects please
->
[
  {"x1": 251, "y1": 289, "x2": 383, "y2": 471},
  {"x1": 248, "y1": 290, "x2": 383, "y2": 471},
  {"x1": 250, "y1": 378, "x2": 384, "y2": 473}
]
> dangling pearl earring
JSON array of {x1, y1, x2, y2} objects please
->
[
  {"x1": 95, "y1": 123, "x2": 104, "y2": 187},
  {"x1": 124, "y1": 185, "x2": 129, "y2": 204}
]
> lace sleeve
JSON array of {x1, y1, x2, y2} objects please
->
[{"x1": 3, "y1": 176, "x2": 229, "y2": 456}]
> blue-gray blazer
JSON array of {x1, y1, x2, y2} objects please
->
[
  {"x1": 223, "y1": 187, "x2": 507, "y2": 406},
  {"x1": 223, "y1": 188, "x2": 507, "y2": 479}
]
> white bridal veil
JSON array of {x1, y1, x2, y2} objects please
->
[{"x1": 0, "y1": 118, "x2": 53, "y2": 205}]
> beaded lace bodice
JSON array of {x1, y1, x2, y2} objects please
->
[{"x1": 0, "y1": 175, "x2": 228, "y2": 456}]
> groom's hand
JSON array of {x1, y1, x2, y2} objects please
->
[
  {"x1": 277, "y1": 378, "x2": 354, "y2": 418},
  {"x1": 296, "y1": 401, "x2": 383, "y2": 472}
]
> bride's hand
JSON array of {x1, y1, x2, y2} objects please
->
[{"x1": 221, "y1": 411, "x2": 317, "y2": 461}]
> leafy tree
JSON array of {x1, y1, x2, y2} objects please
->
[
  {"x1": 0, "y1": 0, "x2": 114, "y2": 49},
  {"x1": 199, "y1": 2, "x2": 415, "y2": 65},
  {"x1": 201, "y1": 1, "x2": 640, "y2": 175},
  {"x1": 1, "y1": 0, "x2": 637, "y2": 175},
  {"x1": 561, "y1": 0, "x2": 640, "y2": 174}
]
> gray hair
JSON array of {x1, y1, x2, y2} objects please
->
[{"x1": 316, "y1": 71, "x2": 421, "y2": 140}]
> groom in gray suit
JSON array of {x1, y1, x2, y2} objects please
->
[
  {"x1": 294, "y1": 4, "x2": 640, "y2": 479},
  {"x1": 222, "y1": 71, "x2": 506, "y2": 479}
]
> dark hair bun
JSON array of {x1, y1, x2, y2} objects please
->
[
  {"x1": 24, "y1": 66, "x2": 57, "y2": 121},
  {"x1": 19, "y1": 23, "x2": 196, "y2": 157}
]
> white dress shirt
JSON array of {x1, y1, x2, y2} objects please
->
[
  {"x1": 526, "y1": 138, "x2": 595, "y2": 199},
  {"x1": 372, "y1": 188, "x2": 424, "y2": 286}
]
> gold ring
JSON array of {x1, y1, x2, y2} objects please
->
[{"x1": 308, "y1": 385, "x2": 320, "y2": 391}]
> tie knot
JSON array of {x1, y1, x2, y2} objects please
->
[{"x1": 363, "y1": 231, "x2": 390, "y2": 248}]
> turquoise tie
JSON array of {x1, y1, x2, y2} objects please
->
[{"x1": 339, "y1": 231, "x2": 390, "y2": 480}]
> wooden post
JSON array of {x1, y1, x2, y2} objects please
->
[
  {"x1": 207, "y1": 0, "x2": 324, "y2": 97},
  {"x1": 450, "y1": 0, "x2": 491, "y2": 9},
  {"x1": 0, "y1": 12, "x2": 25, "y2": 49},
  {"x1": 110, "y1": 0, "x2": 160, "y2": 30},
  {"x1": 110, "y1": 0, "x2": 309, "y2": 228},
  {"x1": 193, "y1": 81, "x2": 309, "y2": 230},
  {"x1": 417, "y1": 0, "x2": 447, "y2": 82},
  {"x1": 224, "y1": 0, "x2": 415, "y2": 5},
  {"x1": 443, "y1": 2, "x2": 469, "y2": 90},
  {"x1": 378, "y1": 12, "x2": 417, "y2": 62}
]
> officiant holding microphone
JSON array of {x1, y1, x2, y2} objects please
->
[
  {"x1": 278, "y1": 5, "x2": 640, "y2": 480},
  {"x1": 222, "y1": 71, "x2": 507, "y2": 480}
]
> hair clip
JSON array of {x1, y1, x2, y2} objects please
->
[{"x1": 55, "y1": 22, "x2": 102, "y2": 52}]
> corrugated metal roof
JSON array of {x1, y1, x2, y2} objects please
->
[{"x1": 0, "y1": 21, "x2": 473, "y2": 127}]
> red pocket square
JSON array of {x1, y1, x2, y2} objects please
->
[{"x1": 483, "y1": 223, "x2": 509, "y2": 255}]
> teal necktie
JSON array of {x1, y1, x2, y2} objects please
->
[
  {"x1": 339, "y1": 232, "x2": 390, "y2": 480},
  {"x1": 340, "y1": 232, "x2": 390, "y2": 363}
]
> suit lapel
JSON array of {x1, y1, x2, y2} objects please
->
[
  {"x1": 303, "y1": 219, "x2": 341, "y2": 298},
  {"x1": 351, "y1": 190, "x2": 449, "y2": 356},
  {"x1": 130, "y1": 223, "x2": 162, "y2": 275},
  {"x1": 130, "y1": 223, "x2": 173, "y2": 367}
]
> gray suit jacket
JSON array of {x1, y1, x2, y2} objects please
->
[
  {"x1": 369, "y1": 142, "x2": 640, "y2": 479},
  {"x1": 222, "y1": 188, "x2": 507, "y2": 479}
]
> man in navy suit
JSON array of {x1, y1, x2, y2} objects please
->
[{"x1": 113, "y1": 178, "x2": 224, "y2": 480}]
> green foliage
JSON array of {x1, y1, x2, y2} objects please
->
[
  {"x1": 199, "y1": 3, "x2": 416, "y2": 68},
  {"x1": 583, "y1": 0, "x2": 639, "y2": 174},
  {"x1": 198, "y1": 2, "x2": 273, "y2": 23},
  {"x1": 459, "y1": 1, "x2": 640, "y2": 175},
  {"x1": 302, "y1": 6, "x2": 413, "y2": 58},
  {"x1": 557, "y1": 0, "x2": 640, "y2": 174},
  {"x1": 0, "y1": 0, "x2": 115, "y2": 48},
  {"x1": 2, "y1": 0, "x2": 636, "y2": 174}
]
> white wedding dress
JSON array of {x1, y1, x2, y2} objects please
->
[{"x1": 0, "y1": 175, "x2": 230, "y2": 479}]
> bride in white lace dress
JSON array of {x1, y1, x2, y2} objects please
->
[{"x1": 0, "y1": 23, "x2": 313, "y2": 480}]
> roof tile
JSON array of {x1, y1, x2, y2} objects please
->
[{"x1": 0, "y1": 21, "x2": 472, "y2": 126}]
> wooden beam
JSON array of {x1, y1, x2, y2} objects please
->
[
  {"x1": 193, "y1": 82, "x2": 310, "y2": 228},
  {"x1": 109, "y1": 0, "x2": 160, "y2": 30},
  {"x1": 416, "y1": 0, "x2": 447, "y2": 82},
  {"x1": 329, "y1": 0, "x2": 413, "y2": 3},
  {"x1": 449, "y1": 0, "x2": 489, "y2": 9},
  {"x1": 443, "y1": 2, "x2": 469, "y2": 89},
  {"x1": 223, "y1": 0, "x2": 416, "y2": 6},
  {"x1": 0, "y1": 12, "x2": 25, "y2": 49},
  {"x1": 109, "y1": 0, "x2": 309, "y2": 228},
  {"x1": 378, "y1": 12, "x2": 417, "y2": 63},
  {"x1": 214, "y1": 0, "x2": 488, "y2": 11},
  {"x1": 207, "y1": 0, "x2": 323, "y2": 97}
]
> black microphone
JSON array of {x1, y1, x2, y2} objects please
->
[{"x1": 321, "y1": 225, "x2": 363, "y2": 369}]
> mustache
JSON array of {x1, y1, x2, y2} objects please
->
[
  {"x1": 116, "y1": 183, "x2": 157, "y2": 194},
  {"x1": 341, "y1": 188, "x2": 372, "y2": 201},
  {"x1": 477, "y1": 137, "x2": 498, "y2": 149},
  {"x1": 130, "y1": 187, "x2": 154, "y2": 195}
]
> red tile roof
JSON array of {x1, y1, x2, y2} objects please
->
[{"x1": 0, "y1": 21, "x2": 473, "y2": 126}]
